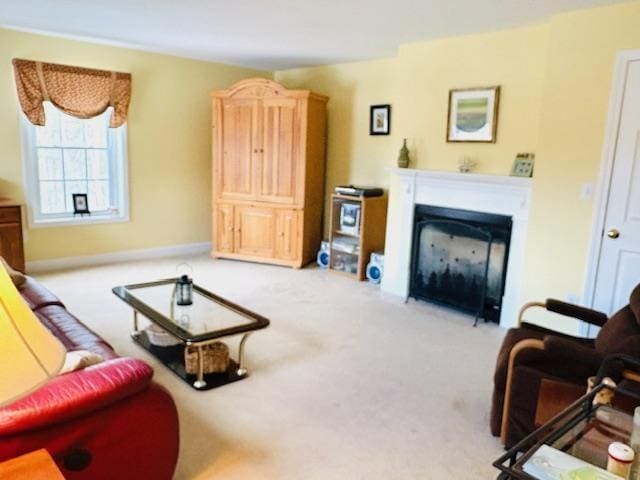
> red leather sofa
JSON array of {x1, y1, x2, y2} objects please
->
[{"x1": 0, "y1": 277, "x2": 179, "y2": 479}]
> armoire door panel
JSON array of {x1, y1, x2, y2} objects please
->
[
  {"x1": 215, "y1": 205, "x2": 234, "y2": 253},
  {"x1": 275, "y1": 209, "x2": 300, "y2": 261},
  {"x1": 258, "y1": 98, "x2": 299, "y2": 204},
  {"x1": 234, "y1": 206, "x2": 275, "y2": 257},
  {"x1": 218, "y1": 99, "x2": 257, "y2": 200}
]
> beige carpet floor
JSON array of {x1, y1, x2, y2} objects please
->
[{"x1": 36, "y1": 254, "x2": 506, "y2": 479}]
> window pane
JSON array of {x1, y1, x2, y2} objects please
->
[
  {"x1": 35, "y1": 105, "x2": 61, "y2": 147},
  {"x1": 87, "y1": 150, "x2": 109, "y2": 179},
  {"x1": 88, "y1": 180, "x2": 110, "y2": 211},
  {"x1": 60, "y1": 115, "x2": 85, "y2": 147},
  {"x1": 84, "y1": 116, "x2": 108, "y2": 148},
  {"x1": 64, "y1": 181, "x2": 87, "y2": 212},
  {"x1": 39, "y1": 181, "x2": 65, "y2": 214},
  {"x1": 63, "y1": 149, "x2": 87, "y2": 180},
  {"x1": 37, "y1": 148, "x2": 63, "y2": 180}
]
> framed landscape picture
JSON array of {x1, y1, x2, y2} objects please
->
[
  {"x1": 447, "y1": 86, "x2": 500, "y2": 143},
  {"x1": 370, "y1": 104, "x2": 391, "y2": 135}
]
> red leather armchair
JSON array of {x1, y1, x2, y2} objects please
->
[{"x1": 0, "y1": 277, "x2": 179, "y2": 479}]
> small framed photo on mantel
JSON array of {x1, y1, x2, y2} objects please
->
[
  {"x1": 370, "y1": 104, "x2": 391, "y2": 135},
  {"x1": 447, "y1": 86, "x2": 500, "y2": 143}
]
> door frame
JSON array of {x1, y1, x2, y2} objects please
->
[{"x1": 582, "y1": 49, "x2": 640, "y2": 314}]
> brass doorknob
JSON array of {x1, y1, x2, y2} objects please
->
[{"x1": 607, "y1": 229, "x2": 620, "y2": 239}]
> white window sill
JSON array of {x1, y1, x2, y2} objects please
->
[{"x1": 29, "y1": 213, "x2": 130, "y2": 229}]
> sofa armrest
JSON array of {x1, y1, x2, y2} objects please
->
[
  {"x1": 0, "y1": 357, "x2": 153, "y2": 436},
  {"x1": 543, "y1": 336, "x2": 603, "y2": 371},
  {"x1": 545, "y1": 299, "x2": 608, "y2": 327}
]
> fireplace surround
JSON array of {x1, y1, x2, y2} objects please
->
[{"x1": 381, "y1": 169, "x2": 532, "y2": 328}]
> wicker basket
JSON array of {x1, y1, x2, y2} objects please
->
[{"x1": 184, "y1": 342, "x2": 229, "y2": 374}]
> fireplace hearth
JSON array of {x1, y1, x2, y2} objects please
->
[{"x1": 409, "y1": 205, "x2": 512, "y2": 324}]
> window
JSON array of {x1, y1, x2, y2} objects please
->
[{"x1": 22, "y1": 101, "x2": 128, "y2": 226}]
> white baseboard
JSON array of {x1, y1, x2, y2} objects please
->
[{"x1": 26, "y1": 242, "x2": 212, "y2": 274}]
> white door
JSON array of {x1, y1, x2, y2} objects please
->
[{"x1": 592, "y1": 56, "x2": 640, "y2": 314}]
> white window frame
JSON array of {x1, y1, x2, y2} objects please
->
[{"x1": 20, "y1": 104, "x2": 130, "y2": 228}]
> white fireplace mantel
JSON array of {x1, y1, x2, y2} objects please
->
[{"x1": 381, "y1": 168, "x2": 532, "y2": 328}]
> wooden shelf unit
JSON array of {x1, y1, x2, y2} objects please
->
[{"x1": 328, "y1": 194, "x2": 388, "y2": 280}]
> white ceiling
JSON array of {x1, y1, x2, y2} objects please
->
[{"x1": 0, "y1": 0, "x2": 630, "y2": 70}]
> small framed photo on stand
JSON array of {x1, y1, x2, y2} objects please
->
[
  {"x1": 72, "y1": 193, "x2": 91, "y2": 216},
  {"x1": 510, "y1": 153, "x2": 535, "y2": 177}
]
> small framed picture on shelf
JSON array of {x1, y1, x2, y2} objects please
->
[
  {"x1": 339, "y1": 203, "x2": 361, "y2": 235},
  {"x1": 370, "y1": 104, "x2": 391, "y2": 135},
  {"x1": 72, "y1": 193, "x2": 90, "y2": 215},
  {"x1": 510, "y1": 153, "x2": 535, "y2": 177}
]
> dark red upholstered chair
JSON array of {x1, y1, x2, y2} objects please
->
[{"x1": 491, "y1": 283, "x2": 640, "y2": 448}]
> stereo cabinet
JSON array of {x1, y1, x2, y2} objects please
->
[{"x1": 210, "y1": 79, "x2": 328, "y2": 267}]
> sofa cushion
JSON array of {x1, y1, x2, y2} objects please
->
[
  {"x1": 0, "y1": 257, "x2": 25, "y2": 286},
  {"x1": 18, "y1": 277, "x2": 65, "y2": 310},
  {"x1": 35, "y1": 305, "x2": 117, "y2": 360},
  {"x1": 59, "y1": 350, "x2": 105, "y2": 375}
]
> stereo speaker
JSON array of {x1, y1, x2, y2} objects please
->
[
  {"x1": 366, "y1": 251, "x2": 384, "y2": 284},
  {"x1": 317, "y1": 241, "x2": 330, "y2": 269}
]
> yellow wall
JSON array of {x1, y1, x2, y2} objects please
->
[
  {"x1": 276, "y1": 58, "x2": 401, "y2": 230},
  {"x1": 0, "y1": 28, "x2": 267, "y2": 261},
  {"x1": 525, "y1": 2, "x2": 640, "y2": 331},
  {"x1": 276, "y1": 24, "x2": 549, "y2": 234},
  {"x1": 276, "y1": 1, "x2": 640, "y2": 333}
]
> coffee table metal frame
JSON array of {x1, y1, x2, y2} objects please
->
[
  {"x1": 112, "y1": 278, "x2": 270, "y2": 390},
  {"x1": 493, "y1": 354, "x2": 640, "y2": 479}
]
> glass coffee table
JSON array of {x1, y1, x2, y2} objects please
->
[{"x1": 112, "y1": 278, "x2": 270, "y2": 390}]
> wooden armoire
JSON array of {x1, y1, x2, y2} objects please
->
[{"x1": 210, "y1": 78, "x2": 328, "y2": 268}]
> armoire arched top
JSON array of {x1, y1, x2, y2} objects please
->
[{"x1": 210, "y1": 77, "x2": 328, "y2": 102}]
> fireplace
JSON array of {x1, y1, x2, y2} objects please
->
[
  {"x1": 381, "y1": 168, "x2": 532, "y2": 328},
  {"x1": 409, "y1": 205, "x2": 512, "y2": 324}
]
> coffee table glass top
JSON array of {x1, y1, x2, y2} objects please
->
[{"x1": 112, "y1": 278, "x2": 269, "y2": 342}]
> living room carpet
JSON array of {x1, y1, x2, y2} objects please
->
[{"x1": 36, "y1": 255, "x2": 505, "y2": 479}]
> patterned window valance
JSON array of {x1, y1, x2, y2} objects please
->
[{"x1": 12, "y1": 58, "x2": 131, "y2": 128}]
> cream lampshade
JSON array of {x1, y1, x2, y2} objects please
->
[{"x1": 0, "y1": 263, "x2": 65, "y2": 406}]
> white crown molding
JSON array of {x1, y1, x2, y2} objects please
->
[
  {"x1": 0, "y1": 24, "x2": 265, "y2": 71},
  {"x1": 26, "y1": 242, "x2": 212, "y2": 274}
]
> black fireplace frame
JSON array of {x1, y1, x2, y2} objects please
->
[{"x1": 409, "y1": 205, "x2": 513, "y2": 324}]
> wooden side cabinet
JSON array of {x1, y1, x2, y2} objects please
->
[{"x1": 0, "y1": 200, "x2": 25, "y2": 273}]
